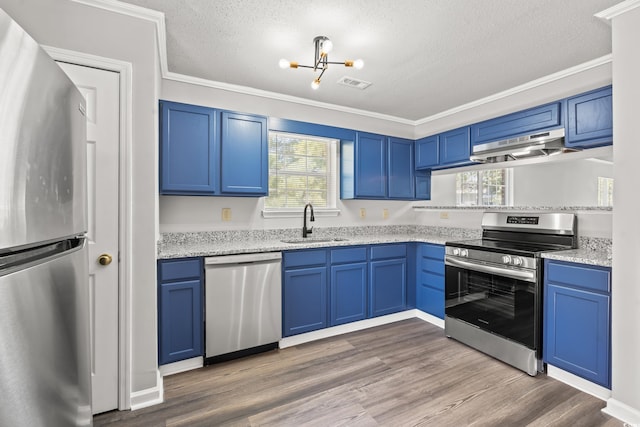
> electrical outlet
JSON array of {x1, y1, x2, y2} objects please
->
[
  {"x1": 383, "y1": 208, "x2": 389, "y2": 219},
  {"x1": 440, "y1": 211, "x2": 449, "y2": 219},
  {"x1": 360, "y1": 208, "x2": 366, "y2": 219},
  {"x1": 222, "y1": 208, "x2": 232, "y2": 221}
]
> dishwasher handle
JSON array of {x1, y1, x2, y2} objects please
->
[{"x1": 205, "y1": 252, "x2": 282, "y2": 266}]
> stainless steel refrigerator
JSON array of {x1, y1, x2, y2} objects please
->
[{"x1": 0, "y1": 8, "x2": 92, "y2": 426}]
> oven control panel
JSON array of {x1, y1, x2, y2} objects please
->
[{"x1": 445, "y1": 246, "x2": 538, "y2": 271}]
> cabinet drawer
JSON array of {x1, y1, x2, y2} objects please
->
[
  {"x1": 545, "y1": 260, "x2": 611, "y2": 293},
  {"x1": 330, "y1": 247, "x2": 367, "y2": 264},
  {"x1": 158, "y1": 258, "x2": 202, "y2": 282},
  {"x1": 421, "y1": 243, "x2": 445, "y2": 259},
  {"x1": 420, "y1": 271, "x2": 444, "y2": 291},
  {"x1": 421, "y1": 258, "x2": 445, "y2": 275},
  {"x1": 283, "y1": 249, "x2": 327, "y2": 269},
  {"x1": 370, "y1": 244, "x2": 407, "y2": 260}
]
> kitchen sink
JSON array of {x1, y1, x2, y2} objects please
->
[{"x1": 281, "y1": 238, "x2": 349, "y2": 244}]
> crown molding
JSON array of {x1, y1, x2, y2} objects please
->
[
  {"x1": 595, "y1": 0, "x2": 640, "y2": 21},
  {"x1": 414, "y1": 54, "x2": 612, "y2": 127},
  {"x1": 71, "y1": 0, "x2": 613, "y2": 128}
]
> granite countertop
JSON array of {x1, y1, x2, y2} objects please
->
[
  {"x1": 541, "y1": 248, "x2": 612, "y2": 268},
  {"x1": 158, "y1": 233, "x2": 452, "y2": 259},
  {"x1": 157, "y1": 225, "x2": 611, "y2": 267}
]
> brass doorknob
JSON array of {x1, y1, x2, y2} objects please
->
[{"x1": 98, "y1": 254, "x2": 113, "y2": 266}]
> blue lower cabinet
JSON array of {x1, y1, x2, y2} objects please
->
[
  {"x1": 283, "y1": 266, "x2": 328, "y2": 336},
  {"x1": 543, "y1": 260, "x2": 611, "y2": 388},
  {"x1": 330, "y1": 263, "x2": 367, "y2": 326},
  {"x1": 157, "y1": 257, "x2": 204, "y2": 365},
  {"x1": 369, "y1": 258, "x2": 407, "y2": 317},
  {"x1": 416, "y1": 243, "x2": 445, "y2": 319}
]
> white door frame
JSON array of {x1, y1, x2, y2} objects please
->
[{"x1": 44, "y1": 45, "x2": 133, "y2": 410}]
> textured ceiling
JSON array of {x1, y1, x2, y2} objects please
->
[{"x1": 119, "y1": 0, "x2": 617, "y2": 121}]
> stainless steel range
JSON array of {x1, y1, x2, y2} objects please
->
[{"x1": 444, "y1": 212, "x2": 577, "y2": 376}]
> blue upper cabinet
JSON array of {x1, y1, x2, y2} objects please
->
[
  {"x1": 414, "y1": 170, "x2": 431, "y2": 200},
  {"x1": 415, "y1": 135, "x2": 439, "y2": 169},
  {"x1": 159, "y1": 101, "x2": 268, "y2": 197},
  {"x1": 355, "y1": 132, "x2": 387, "y2": 198},
  {"x1": 388, "y1": 137, "x2": 415, "y2": 200},
  {"x1": 470, "y1": 101, "x2": 563, "y2": 146},
  {"x1": 439, "y1": 126, "x2": 472, "y2": 167},
  {"x1": 160, "y1": 101, "x2": 217, "y2": 195},
  {"x1": 220, "y1": 112, "x2": 268, "y2": 195},
  {"x1": 565, "y1": 86, "x2": 613, "y2": 149}
]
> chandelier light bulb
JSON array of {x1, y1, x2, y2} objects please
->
[
  {"x1": 353, "y1": 59, "x2": 364, "y2": 70},
  {"x1": 311, "y1": 78, "x2": 321, "y2": 90},
  {"x1": 321, "y1": 39, "x2": 333, "y2": 54},
  {"x1": 279, "y1": 58, "x2": 290, "y2": 69}
]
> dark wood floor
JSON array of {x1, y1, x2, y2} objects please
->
[{"x1": 95, "y1": 319, "x2": 622, "y2": 426}]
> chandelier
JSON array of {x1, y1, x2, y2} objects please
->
[{"x1": 279, "y1": 36, "x2": 364, "y2": 90}]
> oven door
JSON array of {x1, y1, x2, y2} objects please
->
[{"x1": 445, "y1": 255, "x2": 541, "y2": 350}]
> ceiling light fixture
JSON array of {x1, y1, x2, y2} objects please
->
[{"x1": 279, "y1": 36, "x2": 364, "y2": 90}]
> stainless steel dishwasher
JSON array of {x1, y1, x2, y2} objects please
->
[{"x1": 204, "y1": 252, "x2": 282, "y2": 363}]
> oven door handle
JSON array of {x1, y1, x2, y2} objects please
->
[{"x1": 445, "y1": 256, "x2": 537, "y2": 283}]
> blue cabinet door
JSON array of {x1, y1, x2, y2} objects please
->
[
  {"x1": 160, "y1": 101, "x2": 217, "y2": 195},
  {"x1": 158, "y1": 279, "x2": 203, "y2": 365},
  {"x1": 416, "y1": 243, "x2": 445, "y2": 318},
  {"x1": 415, "y1": 170, "x2": 431, "y2": 200},
  {"x1": 388, "y1": 137, "x2": 415, "y2": 199},
  {"x1": 220, "y1": 111, "x2": 268, "y2": 195},
  {"x1": 565, "y1": 86, "x2": 612, "y2": 149},
  {"x1": 283, "y1": 266, "x2": 328, "y2": 336},
  {"x1": 415, "y1": 135, "x2": 439, "y2": 169},
  {"x1": 369, "y1": 258, "x2": 407, "y2": 317},
  {"x1": 330, "y1": 263, "x2": 367, "y2": 326},
  {"x1": 544, "y1": 283, "x2": 611, "y2": 388},
  {"x1": 439, "y1": 127, "x2": 471, "y2": 167},
  {"x1": 470, "y1": 101, "x2": 563, "y2": 146},
  {"x1": 355, "y1": 132, "x2": 387, "y2": 198}
]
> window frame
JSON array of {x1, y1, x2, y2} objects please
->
[
  {"x1": 262, "y1": 132, "x2": 340, "y2": 218},
  {"x1": 455, "y1": 168, "x2": 514, "y2": 207}
]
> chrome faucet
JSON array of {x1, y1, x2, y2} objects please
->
[{"x1": 302, "y1": 203, "x2": 315, "y2": 238}]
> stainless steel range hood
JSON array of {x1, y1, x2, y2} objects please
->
[{"x1": 470, "y1": 128, "x2": 579, "y2": 163}]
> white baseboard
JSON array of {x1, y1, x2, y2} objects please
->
[
  {"x1": 546, "y1": 365, "x2": 611, "y2": 401},
  {"x1": 159, "y1": 356, "x2": 204, "y2": 377},
  {"x1": 279, "y1": 310, "x2": 417, "y2": 349},
  {"x1": 603, "y1": 398, "x2": 640, "y2": 426},
  {"x1": 415, "y1": 310, "x2": 445, "y2": 328},
  {"x1": 129, "y1": 371, "x2": 164, "y2": 411}
]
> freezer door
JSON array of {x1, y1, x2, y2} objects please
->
[
  {"x1": 0, "y1": 238, "x2": 92, "y2": 426},
  {"x1": 0, "y1": 9, "x2": 87, "y2": 251}
]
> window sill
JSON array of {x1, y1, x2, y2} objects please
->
[{"x1": 262, "y1": 208, "x2": 341, "y2": 218}]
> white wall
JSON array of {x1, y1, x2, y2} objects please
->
[
  {"x1": 607, "y1": 3, "x2": 640, "y2": 424},
  {"x1": 0, "y1": 0, "x2": 160, "y2": 395}
]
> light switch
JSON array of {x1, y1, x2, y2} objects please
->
[
  {"x1": 222, "y1": 208, "x2": 232, "y2": 221},
  {"x1": 360, "y1": 208, "x2": 366, "y2": 219},
  {"x1": 383, "y1": 208, "x2": 389, "y2": 219}
]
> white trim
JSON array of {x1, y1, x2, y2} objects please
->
[
  {"x1": 44, "y1": 45, "x2": 135, "y2": 411},
  {"x1": 546, "y1": 365, "x2": 611, "y2": 401},
  {"x1": 414, "y1": 55, "x2": 612, "y2": 127},
  {"x1": 595, "y1": 0, "x2": 640, "y2": 21},
  {"x1": 279, "y1": 310, "x2": 416, "y2": 349},
  {"x1": 163, "y1": 71, "x2": 415, "y2": 125},
  {"x1": 72, "y1": 0, "x2": 613, "y2": 128},
  {"x1": 159, "y1": 357, "x2": 204, "y2": 377},
  {"x1": 130, "y1": 371, "x2": 164, "y2": 411},
  {"x1": 415, "y1": 310, "x2": 445, "y2": 329},
  {"x1": 603, "y1": 398, "x2": 640, "y2": 425}
]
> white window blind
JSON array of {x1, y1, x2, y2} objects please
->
[
  {"x1": 265, "y1": 132, "x2": 337, "y2": 210},
  {"x1": 456, "y1": 169, "x2": 512, "y2": 206}
]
